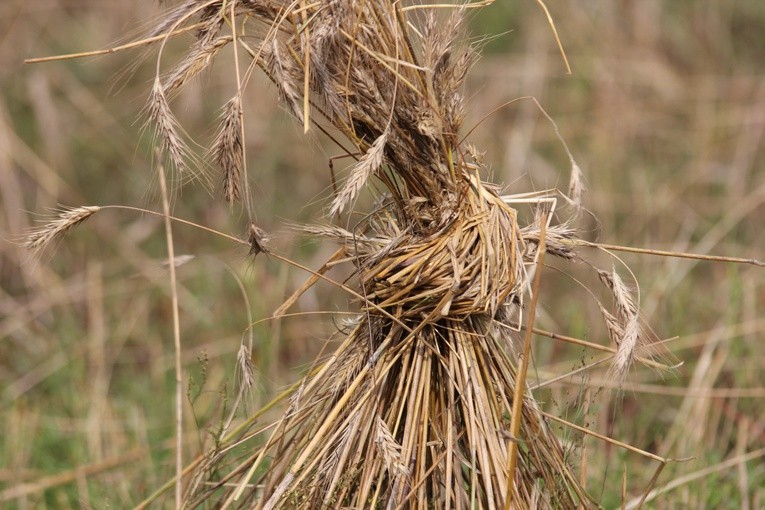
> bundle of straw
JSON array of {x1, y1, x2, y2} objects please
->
[{"x1": 133, "y1": 0, "x2": 663, "y2": 507}]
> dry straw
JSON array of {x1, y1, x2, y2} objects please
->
[
  {"x1": 136, "y1": 1, "x2": 614, "y2": 507},
  {"x1": 25, "y1": 0, "x2": 712, "y2": 508}
]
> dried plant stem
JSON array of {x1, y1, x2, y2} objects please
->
[
  {"x1": 156, "y1": 160, "x2": 184, "y2": 510},
  {"x1": 622, "y1": 469, "x2": 628, "y2": 510},
  {"x1": 272, "y1": 247, "x2": 346, "y2": 316},
  {"x1": 562, "y1": 381, "x2": 765, "y2": 398},
  {"x1": 504, "y1": 210, "x2": 548, "y2": 510},
  {"x1": 633, "y1": 461, "x2": 667, "y2": 510},
  {"x1": 399, "y1": 1, "x2": 495, "y2": 12},
  {"x1": 300, "y1": 0, "x2": 311, "y2": 133},
  {"x1": 539, "y1": 410, "x2": 667, "y2": 463},
  {"x1": 227, "y1": 0, "x2": 254, "y2": 218},
  {"x1": 55, "y1": 205, "x2": 408, "y2": 332},
  {"x1": 579, "y1": 387, "x2": 591, "y2": 510},
  {"x1": 100, "y1": 205, "x2": 244, "y2": 245},
  {"x1": 531, "y1": 356, "x2": 612, "y2": 391},
  {"x1": 535, "y1": 0, "x2": 571, "y2": 73},
  {"x1": 530, "y1": 326, "x2": 678, "y2": 370},
  {"x1": 573, "y1": 240, "x2": 765, "y2": 267},
  {"x1": 624, "y1": 447, "x2": 765, "y2": 510},
  {"x1": 24, "y1": 23, "x2": 205, "y2": 64}
]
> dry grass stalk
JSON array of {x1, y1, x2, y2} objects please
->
[{"x1": 156, "y1": 159, "x2": 185, "y2": 510}]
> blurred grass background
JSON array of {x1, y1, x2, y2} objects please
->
[{"x1": 1, "y1": 1, "x2": 764, "y2": 508}]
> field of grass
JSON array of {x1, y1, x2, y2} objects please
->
[{"x1": 2, "y1": 1, "x2": 764, "y2": 508}]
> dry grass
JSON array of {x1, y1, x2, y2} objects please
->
[{"x1": 3, "y1": 1, "x2": 764, "y2": 509}]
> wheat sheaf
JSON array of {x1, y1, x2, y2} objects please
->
[
  {"x1": 145, "y1": 2, "x2": 657, "y2": 507},
  {"x1": 26, "y1": 1, "x2": 685, "y2": 508}
]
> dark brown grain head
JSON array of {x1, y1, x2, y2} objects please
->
[{"x1": 246, "y1": 221, "x2": 270, "y2": 257}]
